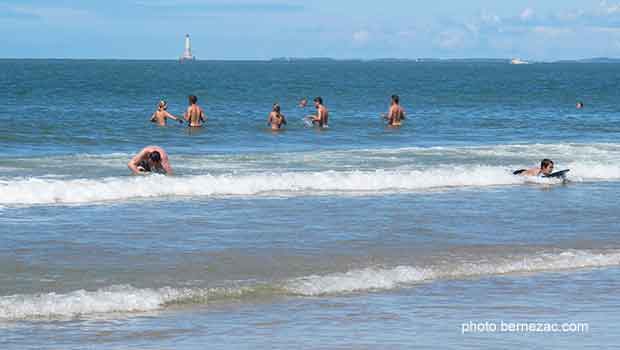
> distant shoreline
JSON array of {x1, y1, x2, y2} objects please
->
[{"x1": 1, "y1": 57, "x2": 619, "y2": 63}]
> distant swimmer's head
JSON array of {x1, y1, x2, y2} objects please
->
[
  {"x1": 313, "y1": 96, "x2": 323, "y2": 107},
  {"x1": 273, "y1": 103, "x2": 281, "y2": 113},
  {"x1": 299, "y1": 98, "x2": 308, "y2": 108},
  {"x1": 576, "y1": 101, "x2": 584, "y2": 109},
  {"x1": 540, "y1": 159, "x2": 554, "y2": 175},
  {"x1": 158, "y1": 100, "x2": 168, "y2": 110},
  {"x1": 149, "y1": 151, "x2": 162, "y2": 163},
  {"x1": 391, "y1": 94, "x2": 400, "y2": 104},
  {"x1": 189, "y1": 95, "x2": 198, "y2": 105}
]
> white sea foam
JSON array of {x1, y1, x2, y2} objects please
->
[
  {"x1": 358, "y1": 143, "x2": 620, "y2": 159},
  {"x1": 1, "y1": 142, "x2": 620, "y2": 206},
  {"x1": 566, "y1": 161, "x2": 620, "y2": 180},
  {"x1": 2, "y1": 250, "x2": 619, "y2": 320},
  {"x1": 0, "y1": 166, "x2": 557, "y2": 205},
  {"x1": 285, "y1": 249, "x2": 620, "y2": 296},
  {"x1": 0, "y1": 285, "x2": 225, "y2": 320},
  {"x1": 4, "y1": 143, "x2": 620, "y2": 172},
  {"x1": 0, "y1": 285, "x2": 175, "y2": 320}
]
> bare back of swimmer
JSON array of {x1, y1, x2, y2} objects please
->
[
  {"x1": 128, "y1": 146, "x2": 173, "y2": 175},
  {"x1": 150, "y1": 100, "x2": 183, "y2": 126},
  {"x1": 184, "y1": 95, "x2": 207, "y2": 127},
  {"x1": 384, "y1": 94, "x2": 406, "y2": 127},
  {"x1": 519, "y1": 159, "x2": 554, "y2": 177},
  {"x1": 267, "y1": 103, "x2": 287, "y2": 130}
]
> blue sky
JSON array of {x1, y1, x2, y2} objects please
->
[{"x1": 1, "y1": 0, "x2": 620, "y2": 60}]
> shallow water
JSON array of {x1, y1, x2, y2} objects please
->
[{"x1": 1, "y1": 60, "x2": 619, "y2": 348}]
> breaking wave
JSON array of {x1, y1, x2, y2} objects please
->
[
  {"x1": 2, "y1": 249, "x2": 619, "y2": 320},
  {"x1": 0, "y1": 165, "x2": 582, "y2": 206},
  {"x1": 2, "y1": 142, "x2": 620, "y2": 206},
  {"x1": 285, "y1": 249, "x2": 620, "y2": 295}
]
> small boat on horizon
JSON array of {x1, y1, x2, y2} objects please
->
[{"x1": 510, "y1": 58, "x2": 529, "y2": 65}]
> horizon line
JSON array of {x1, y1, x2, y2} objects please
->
[{"x1": 1, "y1": 56, "x2": 619, "y2": 62}]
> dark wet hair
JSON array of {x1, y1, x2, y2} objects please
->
[
  {"x1": 313, "y1": 96, "x2": 323, "y2": 104},
  {"x1": 273, "y1": 103, "x2": 281, "y2": 113},
  {"x1": 391, "y1": 94, "x2": 400, "y2": 104},
  {"x1": 189, "y1": 95, "x2": 198, "y2": 104},
  {"x1": 541, "y1": 159, "x2": 554, "y2": 169},
  {"x1": 149, "y1": 151, "x2": 162, "y2": 162}
]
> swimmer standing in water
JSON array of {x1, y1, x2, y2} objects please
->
[
  {"x1": 306, "y1": 96, "x2": 329, "y2": 128},
  {"x1": 184, "y1": 95, "x2": 207, "y2": 127},
  {"x1": 150, "y1": 100, "x2": 183, "y2": 126},
  {"x1": 383, "y1": 94, "x2": 406, "y2": 127},
  {"x1": 267, "y1": 103, "x2": 287, "y2": 130},
  {"x1": 516, "y1": 159, "x2": 554, "y2": 177},
  {"x1": 128, "y1": 146, "x2": 173, "y2": 175}
]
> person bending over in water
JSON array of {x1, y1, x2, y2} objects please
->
[
  {"x1": 128, "y1": 145, "x2": 173, "y2": 175},
  {"x1": 383, "y1": 94, "x2": 406, "y2": 127},
  {"x1": 267, "y1": 103, "x2": 287, "y2": 130},
  {"x1": 307, "y1": 96, "x2": 329, "y2": 128},
  {"x1": 150, "y1": 100, "x2": 183, "y2": 126},
  {"x1": 517, "y1": 159, "x2": 554, "y2": 176},
  {"x1": 184, "y1": 95, "x2": 207, "y2": 127}
]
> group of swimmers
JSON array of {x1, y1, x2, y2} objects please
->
[
  {"x1": 133, "y1": 94, "x2": 569, "y2": 177},
  {"x1": 151, "y1": 95, "x2": 206, "y2": 127},
  {"x1": 132, "y1": 94, "x2": 408, "y2": 175},
  {"x1": 268, "y1": 94, "x2": 405, "y2": 129},
  {"x1": 150, "y1": 94, "x2": 407, "y2": 130},
  {"x1": 155, "y1": 94, "x2": 582, "y2": 130}
]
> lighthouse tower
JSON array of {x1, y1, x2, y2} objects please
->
[{"x1": 180, "y1": 34, "x2": 196, "y2": 62}]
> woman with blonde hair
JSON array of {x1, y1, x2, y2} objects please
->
[
  {"x1": 150, "y1": 100, "x2": 183, "y2": 126},
  {"x1": 267, "y1": 103, "x2": 287, "y2": 130}
]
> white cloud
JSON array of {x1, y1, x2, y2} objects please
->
[
  {"x1": 396, "y1": 30, "x2": 416, "y2": 39},
  {"x1": 480, "y1": 12, "x2": 501, "y2": 24},
  {"x1": 352, "y1": 29, "x2": 370, "y2": 46},
  {"x1": 520, "y1": 8, "x2": 534, "y2": 21},
  {"x1": 464, "y1": 21, "x2": 479, "y2": 35},
  {"x1": 592, "y1": 26, "x2": 620, "y2": 33},
  {"x1": 6, "y1": 5, "x2": 93, "y2": 21},
  {"x1": 134, "y1": 0, "x2": 303, "y2": 12},
  {"x1": 437, "y1": 30, "x2": 466, "y2": 49},
  {"x1": 554, "y1": 10, "x2": 584, "y2": 22},
  {"x1": 532, "y1": 26, "x2": 572, "y2": 37},
  {"x1": 600, "y1": 0, "x2": 620, "y2": 14}
]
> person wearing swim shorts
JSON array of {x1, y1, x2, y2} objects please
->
[
  {"x1": 184, "y1": 95, "x2": 207, "y2": 127},
  {"x1": 307, "y1": 96, "x2": 329, "y2": 128},
  {"x1": 383, "y1": 94, "x2": 406, "y2": 127}
]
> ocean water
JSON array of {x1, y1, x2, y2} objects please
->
[{"x1": 1, "y1": 60, "x2": 619, "y2": 349}]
